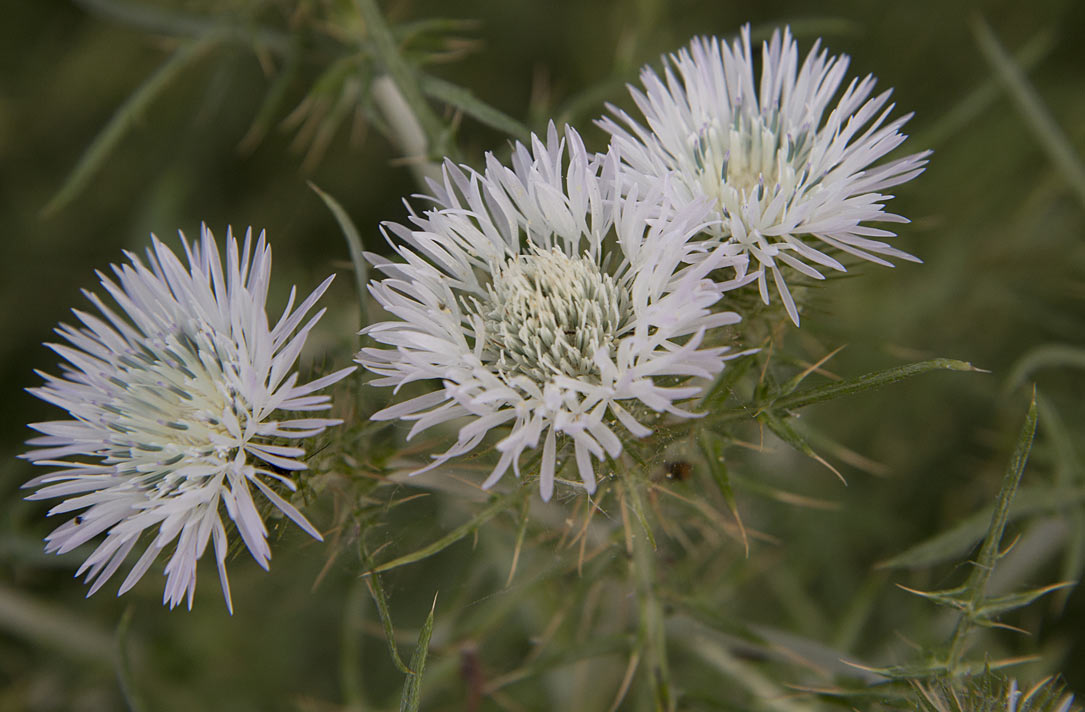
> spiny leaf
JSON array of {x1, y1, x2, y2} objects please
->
[
  {"x1": 44, "y1": 35, "x2": 219, "y2": 215},
  {"x1": 505, "y1": 496, "x2": 530, "y2": 587},
  {"x1": 895, "y1": 583, "x2": 970, "y2": 609},
  {"x1": 974, "y1": 582, "x2": 1076, "y2": 619},
  {"x1": 963, "y1": 393, "x2": 1039, "y2": 600},
  {"x1": 840, "y1": 657, "x2": 1033, "y2": 682},
  {"x1": 364, "y1": 568, "x2": 411, "y2": 675},
  {"x1": 766, "y1": 358, "x2": 984, "y2": 413},
  {"x1": 698, "y1": 358, "x2": 982, "y2": 428},
  {"x1": 308, "y1": 182, "x2": 370, "y2": 329},
  {"x1": 399, "y1": 593, "x2": 437, "y2": 712},
  {"x1": 946, "y1": 393, "x2": 1039, "y2": 666},
  {"x1": 841, "y1": 658, "x2": 949, "y2": 682}
]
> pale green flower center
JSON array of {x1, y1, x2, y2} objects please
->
[
  {"x1": 106, "y1": 327, "x2": 243, "y2": 496},
  {"x1": 482, "y1": 246, "x2": 630, "y2": 384},
  {"x1": 688, "y1": 113, "x2": 813, "y2": 212}
]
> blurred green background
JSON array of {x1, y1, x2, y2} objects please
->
[{"x1": 1, "y1": 1, "x2": 1084, "y2": 710}]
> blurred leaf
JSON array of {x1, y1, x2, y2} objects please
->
[
  {"x1": 0, "y1": 583, "x2": 114, "y2": 662},
  {"x1": 309, "y1": 182, "x2": 370, "y2": 329},
  {"x1": 915, "y1": 28, "x2": 1054, "y2": 148},
  {"x1": 878, "y1": 486, "x2": 1085, "y2": 569},
  {"x1": 114, "y1": 606, "x2": 147, "y2": 712},
  {"x1": 686, "y1": 632, "x2": 819, "y2": 712},
  {"x1": 399, "y1": 593, "x2": 437, "y2": 712},
  {"x1": 285, "y1": 55, "x2": 369, "y2": 169},
  {"x1": 759, "y1": 411, "x2": 845, "y2": 484},
  {"x1": 1035, "y1": 394, "x2": 1085, "y2": 610},
  {"x1": 484, "y1": 634, "x2": 631, "y2": 692},
  {"x1": 1006, "y1": 344, "x2": 1085, "y2": 391},
  {"x1": 554, "y1": 75, "x2": 636, "y2": 127},
  {"x1": 367, "y1": 489, "x2": 526, "y2": 574},
  {"x1": 44, "y1": 35, "x2": 219, "y2": 215},
  {"x1": 398, "y1": 18, "x2": 481, "y2": 44},
  {"x1": 730, "y1": 472, "x2": 840, "y2": 511},
  {"x1": 750, "y1": 18, "x2": 863, "y2": 43},
  {"x1": 421, "y1": 75, "x2": 531, "y2": 141},
  {"x1": 239, "y1": 44, "x2": 302, "y2": 152},
  {"x1": 75, "y1": 0, "x2": 291, "y2": 51},
  {"x1": 971, "y1": 15, "x2": 1085, "y2": 209}
]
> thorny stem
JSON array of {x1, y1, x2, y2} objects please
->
[{"x1": 624, "y1": 474, "x2": 673, "y2": 712}]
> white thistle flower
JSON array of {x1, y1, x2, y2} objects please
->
[
  {"x1": 358, "y1": 124, "x2": 748, "y2": 501},
  {"x1": 22, "y1": 226, "x2": 355, "y2": 612},
  {"x1": 599, "y1": 26, "x2": 931, "y2": 324}
]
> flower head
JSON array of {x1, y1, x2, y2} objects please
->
[
  {"x1": 358, "y1": 124, "x2": 747, "y2": 501},
  {"x1": 22, "y1": 226, "x2": 354, "y2": 612},
  {"x1": 599, "y1": 26, "x2": 931, "y2": 324}
]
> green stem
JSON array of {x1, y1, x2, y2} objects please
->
[
  {"x1": 625, "y1": 476, "x2": 672, "y2": 711},
  {"x1": 340, "y1": 579, "x2": 367, "y2": 711}
]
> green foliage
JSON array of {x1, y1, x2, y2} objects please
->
[
  {"x1": 310, "y1": 181, "x2": 371, "y2": 328},
  {"x1": 4, "y1": 1, "x2": 1085, "y2": 711},
  {"x1": 44, "y1": 35, "x2": 220, "y2": 215},
  {"x1": 398, "y1": 593, "x2": 437, "y2": 712}
]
